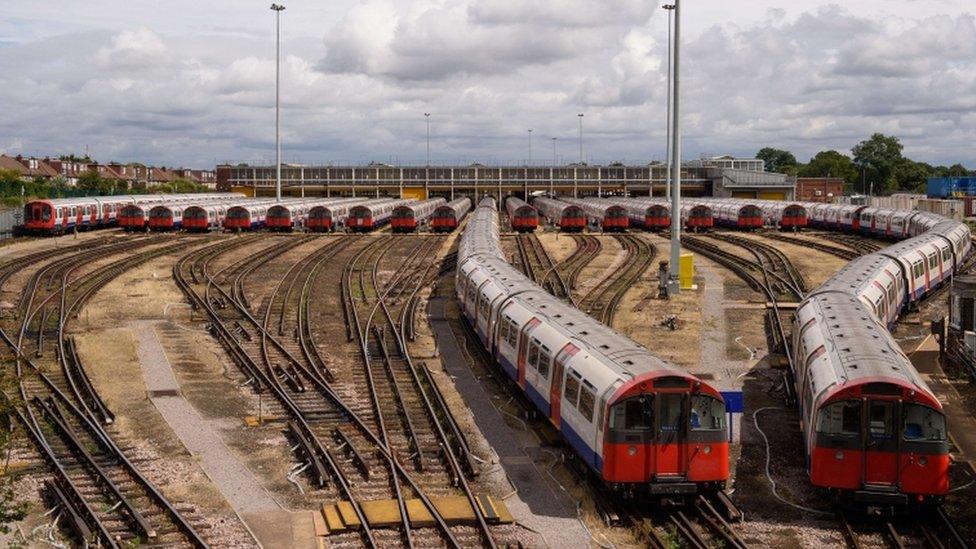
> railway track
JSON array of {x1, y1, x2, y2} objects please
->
[
  {"x1": 680, "y1": 234, "x2": 805, "y2": 302},
  {"x1": 812, "y1": 232, "x2": 885, "y2": 254},
  {"x1": 705, "y1": 233, "x2": 807, "y2": 299},
  {"x1": 514, "y1": 233, "x2": 572, "y2": 300},
  {"x1": 1, "y1": 235, "x2": 212, "y2": 547},
  {"x1": 173, "y1": 234, "x2": 499, "y2": 548},
  {"x1": 576, "y1": 234, "x2": 657, "y2": 325},
  {"x1": 840, "y1": 507, "x2": 967, "y2": 549},
  {"x1": 755, "y1": 232, "x2": 860, "y2": 261},
  {"x1": 555, "y1": 234, "x2": 602, "y2": 293}
]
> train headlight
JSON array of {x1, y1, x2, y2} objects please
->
[
  {"x1": 627, "y1": 446, "x2": 637, "y2": 456},
  {"x1": 918, "y1": 456, "x2": 927, "y2": 467},
  {"x1": 835, "y1": 451, "x2": 844, "y2": 460},
  {"x1": 702, "y1": 445, "x2": 712, "y2": 455}
]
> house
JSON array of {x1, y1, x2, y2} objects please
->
[
  {"x1": 0, "y1": 155, "x2": 59, "y2": 180},
  {"x1": 147, "y1": 166, "x2": 177, "y2": 187},
  {"x1": 44, "y1": 158, "x2": 92, "y2": 186}
]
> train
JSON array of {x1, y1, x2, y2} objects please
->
[
  {"x1": 561, "y1": 197, "x2": 630, "y2": 232},
  {"x1": 391, "y1": 198, "x2": 447, "y2": 233},
  {"x1": 430, "y1": 197, "x2": 472, "y2": 232},
  {"x1": 791, "y1": 202, "x2": 971, "y2": 506},
  {"x1": 179, "y1": 204, "x2": 228, "y2": 232},
  {"x1": 457, "y1": 197, "x2": 729, "y2": 496},
  {"x1": 531, "y1": 197, "x2": 587, "y2": 232},
  {"x1": 21, "y1": 193, "x2": 241, "y2": 234},
  {"x1": 613, "y1": 199, "x2": 670, "y2": 231},
  {"x1": 265, "y1": 198, "x2": 361, "y2": 232},
  {"x1": 504, "y1": 196, "x2": 539, "y2": 233},
  {"x1": 347, "y1": 199, "x2": 415, "y2": 232}
]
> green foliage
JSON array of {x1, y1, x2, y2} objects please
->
[
  {"x1": 851, "y1": 133, "x2": 905, "y2": 193},
  {"x1": 756, "y1": 147, "x2": 799, "y2": 174},
  {"x1": 0, "y1": 391, "x2": 29, "y2": 535},
  {"x1": 155, "y1": 178, "x2": 208, "y2": 194},
  {"x1": 798, "y1": 150, "x2": 859, "y2": 188}
]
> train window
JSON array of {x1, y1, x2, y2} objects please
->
[
  {"x1": 816, "y1": 400, "x2": 860, "y2": 436},
  {"x1": 943, "y1": 248, "x2": 952, "y2": 262},
  {"x1": 538, "y1": 349, "x2": 551, "y2": 378},
  {"x1": 913, "y1": 262, "x2": 924, "y2": 278},
  {"x1": 690, "y1": 395, "x2": 725, "y2": 431},
  {"x1": 868, "y1": 401, "x2": 894, "y2": 439},
  {"x1": 527, "y1": 341, "x2": 539, "y2": 370},
  {"x1": 902, "y1": 404, "x2": 946, "y2": 442},
  {"x1": 610, "y1": 397, "x2": 652, "y2": 430},
  {"x1": 578, "y1": 382, "x2": 596, "y2": 422},
  {"x1": 659, "y1": 394, "x2": 683, "y2": 433},
  {"x1": 498, "y1": 320, "x2": 509, "y2": 343},
  {"x1": 564, "y1": 372, "x2": 580, "y2": 407},
  {"x1": 928, "y1": 254, "x2": 938, "y2": 270},
  {"x1": 508, "y1": 320, "x2": 518, "y2": 346}
]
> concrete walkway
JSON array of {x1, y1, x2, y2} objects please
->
[
  {"x1": 910, "y1": 334, "x2": 976, "y2": 464},
  {"x1": 427, "y1": 297, "x2": 589, "y2": 549},
  {"x1": 133, "y1": 321, "x2": 280, "y2": 516}
]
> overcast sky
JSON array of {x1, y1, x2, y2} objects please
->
[{"x1": 1, "y1": 1, "x2": 974, "y2": 168}]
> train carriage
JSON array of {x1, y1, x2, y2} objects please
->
[
  {"x1": 532, "y1": 197, "x2": 586, "y2": 232},
  {"x1": 564, "y1": 198, "x2": 630, "y2": 232},
  {"x1": 760, "y1": 202, "x2": 808, "y2": 231},
  {"x1": 793, "y1": 293, "x2": 949, "y2": 504},
  {"x1": 682, "y1": 203, "x2": 713, "y2": 231},
  {"x1": 391, "y1": 198, "x2": 447, "y2": 233},
  {"x1": 224, "y1": 202, "x2": 273, "y2": 231},
  {"x1": 119, "y1": 203, "x2": 157, "y2": 231},
  {"x1": 430, "y1": 197, "x2": 472, "y2": 233},
  {"x1": 148, "y1": 205, "x2": 183, "y2": 231},
  {"x1": 505, "y1": 196, "x2": 539, "y2": 233},
  {"x1": 457, "y1": 198, "x2": 728, "y2": 495},
  {"x1": 307, "y1": 202, "x2": 358, "y2": 232},
  {"x1": 181, "y1": 204, "x2": 227, "y2": 232},
  {"x1": 347, "y1": 198, "x2": 413, "y2": 232}
]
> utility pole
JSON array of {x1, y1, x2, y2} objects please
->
[
  {"x1": 528, "y1": 129, "x2": 533, "y2": 165},
  {"x1": 271, "y1": 3, "x2": 285, "y2": 201},
  {"x1": 668, "y1": 0, "x2": 682, "y2": 296},
  {"x1": 577, "y1": 114, "x2": 584, "y2": 164},
  {"x1": 663, "y1": 4, "x2": 675, "y2": 202},
  {"x1": 425, "y1": 113, "x2": 431, "y2": 165},
  {"x1": 552, "y1": 137, "x2": 557, "y2": 165}
]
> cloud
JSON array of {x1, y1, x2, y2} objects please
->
[{"x1": 0, "y1": 2, "x2": 973, "y2": 169}]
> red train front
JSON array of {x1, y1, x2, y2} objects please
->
[
  {"x1": 644, "y1": 205, "x2": 670, "y2": 230},
  {"x1": 559, "y1": 205, "x2": 587, "y2": 232},
  {"x1": 430, "y1": 206, "x2": 459, "y2": 232},
  {"x1": 602, "y1": 374, "x2": 728, "y2": 494},
  {"x1": 390, "y1": 205, "x2": 418, "y2": 233},
  {"x1": 779, "y1": 204, "x2": 808, "y2": 231},
  {"x1": 182, "y1": 206, "x2": 211, "y2": 232},
  {"x1": 510, "y1": 207, "x2": 538, "y2": 232},
  {"x1": 118, "y1": 205, "x2": 149, "y2": 231},
  {"x1": 736, "y1": 204, "x2": 763, "y2": 229},
  {"x1": 347, "y1": 205, "x2": 375, "y2": 232},
  {"x1": 266, "y1": 205, "x2": 295, "y2": 231},
  {"x1": 307, "y1": 206, "x2": 335, "y2": 232},
  {"x1": 685, "y1": 205, "x2": 713, "y2": 231},
  {"x1": 147, "y1": 206, "x2": 178, "y2": 231},
  {"x1": 809, "y1": 382, "x2": 948, "y2": 505},
  {"x1": 601, "y1": 205, "x2": 629, "y2": 232}
]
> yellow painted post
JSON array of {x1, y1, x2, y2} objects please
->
[{"x1": 679, "y1": 252, "x2": 695, "y2": 290}]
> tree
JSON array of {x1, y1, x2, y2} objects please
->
[
  {"x1": 756, "y1": 147, "x2": 798, "y2": 174},
  {"x1": 851, "y1": 133, "x2": 904, "y2": 193},
  {"x1": 76, "y1": 171, "x2": 110, "y2": 194},
  {"x1": 892, "y1": 158, "x2": 931, "y2": 192},
  {"x1": 798, "y1": 150, "x2": 859, "y2": 187}
]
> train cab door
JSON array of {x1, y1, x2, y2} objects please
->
[
  {"x1": 549, "y1": 344, "x2": 579, "y2": 428},
  {"x1": 863, "y1": 399, "x2": 899, "y2": 487},
  {"x1": 654, "y1": 392, "x2": 687, "y2": 478}
]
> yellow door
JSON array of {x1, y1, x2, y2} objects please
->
[
  {"x1": 402, "y1": 187, "x2": 427, "y2": 200},
  {"x1": 759, "y1": 191, "x2": 787, "y2": 200},
  {"x1": 231, "y1": 186, "x2": 256, "y2": 197},
  {"x1": 731, "y1": 191, "x2": 756, "y2": 199}
]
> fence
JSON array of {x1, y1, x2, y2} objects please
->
[{"x1": 0, "y1": 208, "x2": 21, "y2": 240}]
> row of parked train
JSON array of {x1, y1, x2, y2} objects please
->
[
  {"x1": 506, "y1": 195, "x2": 811, "y2": 233},
  {"x1": 21, "y1": 194, "x2": 473, "y2": 235},
  {"x1": 460, "y1": 196, "x2": 972, "y2": 506}
]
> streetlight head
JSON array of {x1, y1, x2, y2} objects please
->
[
  {"x1": 578, "y1": 113, "x2": 584, "y2": 117},
  {"x1": 662, "y1": 4, "x2": 675, "y2": 9},
  {"x1": 270, "y1": 3, "x2": 285, "y2": 11},
  {"x1": 424, "y1": 112, "x2": 430, "y2": 117}
]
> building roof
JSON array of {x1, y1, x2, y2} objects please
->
[{"x1": 720, "y1": 168, "x2": 795, "y2": 188}]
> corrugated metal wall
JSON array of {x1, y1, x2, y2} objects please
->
[{"x1": 0, "y1": 209, "x2": 22, "y2": 240}]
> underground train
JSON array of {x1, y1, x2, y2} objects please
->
[
  {"x1": 265, "y1": 198, "x2": 361, "y2": 232},
  {"x1": 22, "y1": 193, "x2": 242, "y2": 234},
  {"x1": 430, "y1": 197, "x2": 472, "y2": 233},
  {"x1": 457, "y1": 197, "x2": 729, "y2": 495},
  {"x1": 561, "y1": 197, "x2": 630, "y2": 232},
  {"x1": 614, "y1": 199, "x2": 670, "y2": 231},
  {"x1": 791, "y1": 202, "x2": 971, "y2": 505},
  {"x1": 531, "y1": 197, "x2": 587, "y2": 232},
  {"x1": 347, "y1": 199, "x2": 414, "y2": 232},
  {"x1": 391, "y1": 198, "x2": 447, "y2": 233},
  {"x1": 505, "y1": 196, "x2": 539, "y2": 233},
  {"x1": 306, "y1": 200, "x2": 367, "y2": 232}
]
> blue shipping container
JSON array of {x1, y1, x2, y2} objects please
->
[{"x1": 928, "y1": 177, "x2": 976, "y2": 198}]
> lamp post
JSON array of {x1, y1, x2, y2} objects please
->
[
  {"x1": 667, "y1": 0, "x2": 682, "y2": 296},
  {"x1": 271, "y1": 3, "x2": 285, "y2": 202},
  {"x1": 663, "y1": 3, "x2": 675, "y2": 202},
  {"x1": 425, "y1": 113, "x2": 431, "y2": 165},
  {"x1": 552, "y1": 137, "x2": 557, "y2": 165},
  {"x1": 528, "y1": 129, "x2": 533, "y2": 165},
  {"x1": 577, "y1": 114, "x2": 584, "y2": 164}
]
